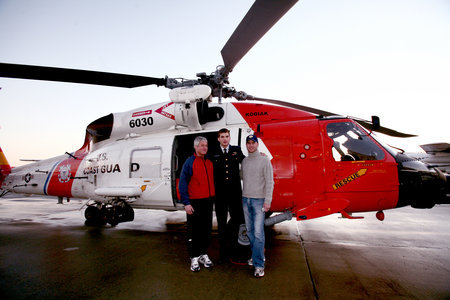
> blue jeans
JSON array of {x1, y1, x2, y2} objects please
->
[{"x1": 242, "y1": 197, "x2": 265, "y2": 268}]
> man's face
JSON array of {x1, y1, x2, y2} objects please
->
[
  {"x1": 218, "y1": 132, "x2": 230, "y2": 148},
  {"x1": 195, "y1": 140, "x2": 208, "y2": 157},
  {"x1": 246, "y1": 140, "x2": 258, "y2": 153}
]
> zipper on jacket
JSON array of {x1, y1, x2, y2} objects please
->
[{"x1": 201, "y1": 157, "x2": 212, "y2": 197}]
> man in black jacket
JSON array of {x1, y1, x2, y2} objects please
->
[{"x1": 211, "y1": 128, "x2": 246, "y2": 263}]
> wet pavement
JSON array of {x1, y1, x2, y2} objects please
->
[{"x1": 0, "y1": 195, "x2": 449, "y2": 299}]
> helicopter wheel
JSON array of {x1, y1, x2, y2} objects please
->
[
  {"x1": 84, "y1": 205, "x2": 106, "y2": 226},
  {"x1": 123, "y1": 204, "x2": 135, "y2": 222},
  {"x1": 106, "y1": 201, "x2": 134, "y2": 226},
  {"x1": 106, "y1": 205, "x2": 119, "y2": 226}
]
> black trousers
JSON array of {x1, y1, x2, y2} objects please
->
[
  {"x1": 215, "y1": 185, "x2": 245, "y2": 258},
  {"x1": 186, "y1": 197, "x2": 214, "y2": 258}
]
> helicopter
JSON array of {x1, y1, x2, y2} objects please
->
[{"x1": 0, "y1": 0, "x2": 449, "y2": 227}]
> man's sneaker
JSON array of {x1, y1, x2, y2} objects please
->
[
  {"x1": 190, "y1": 257, "x2": 200, "y2": 272},
  {"x1": 254, "y1": 267, "x2": 265, "y2": 278},
  {"x1": 198, "y1": 254, "x2": 214, "y2": 268}
]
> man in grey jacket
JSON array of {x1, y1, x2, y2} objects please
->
[{"x1": 242, "y1": 134, "x2": 274, "y2": 278}]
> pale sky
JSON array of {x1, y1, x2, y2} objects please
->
[{"x1": 1, "y1": 0, "x2": 449, "y2": 167}]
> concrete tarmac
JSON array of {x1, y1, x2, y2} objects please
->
[{"x1": 0, "y1": 195, "x2": 449, "y2": 299}]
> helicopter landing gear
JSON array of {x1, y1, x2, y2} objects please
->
[
  {"x1": 84, "y1": 204, "x2": 106, "y2": 226},
  {"x1": 84, "y1": 199, "x2": 134, "y2": 226}
]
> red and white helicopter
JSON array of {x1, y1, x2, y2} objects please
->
[{"x1": 0, "y1": 0, "x2": 448, "y2": 226}]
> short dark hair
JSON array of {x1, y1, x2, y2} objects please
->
[{"x1": 217, "y1": 128, "x2": 230, "y2": 137}]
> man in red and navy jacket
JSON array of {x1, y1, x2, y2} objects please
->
[{"x1": 179, "y1": 136, "x2": 215, "y2": 272}]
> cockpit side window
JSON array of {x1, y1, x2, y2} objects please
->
[{"x1": 326, "y1": 122, "x2": 385, "y2": 161}]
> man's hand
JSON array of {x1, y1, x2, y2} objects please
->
[
  {"x1": 184, "y1": 204, "x2": 194, "y2": 215},
  {"x1": 263, "y1": 203, "x2": 271, "y2": 212}
]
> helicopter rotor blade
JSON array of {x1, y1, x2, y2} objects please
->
[
  {"x1": 246, "y1": 95, "x2": 416, "y2": 138},
  {"x1": 0, "y1": 63, "x2": 167, "y2": 88},
  {"x1": 221, "y1": 0, "x2": 298, "y2": 74},
  {"x1": 245, "y1": 95, "x2": 338, "y2": 117},
  {"x1": 351, "y1": 118, "x2": 417, "y2": 138}
]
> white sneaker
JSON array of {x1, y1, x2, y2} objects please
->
[
  {"x1": 190, "y1": 257, "x2": 200, "y2": 272},
  {"x1": 198, "y1": 254, "x2": 214, "y2": 268},
  {"x1": 254, "y1": 267, "x2": 265, "y2": 278}
]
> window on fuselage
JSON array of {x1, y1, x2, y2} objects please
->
[
  {"x1": 130, "y1": 148, "x2": 162, "y2": 178},
  {"x1": 326, "y1": 122, "x2": 385, "y2": 161}
]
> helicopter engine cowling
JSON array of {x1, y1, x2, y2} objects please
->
[
  {"x1": 86, "y1": 85, "x2": 220, "y2": 148},
  {"x1": 171, "y1": 85, "x2": 212, "y2": 131},
  {"x1": 87, "y1": 102, "x2": 178, "y2": 147}
]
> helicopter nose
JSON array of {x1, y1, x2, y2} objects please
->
[{"x1": 395, "y1": 153, "x2": 448, "y2": 208}]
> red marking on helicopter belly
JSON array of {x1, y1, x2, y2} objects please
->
[{"x1": 45, "y1": 154, "x2": 86, "y2": 197}]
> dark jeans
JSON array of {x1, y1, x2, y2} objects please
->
[
  {"x1": 186, "y1": 197, "x2": 214, "y2": 258},
  {"x1": 215, "y1": 186, "x2": 245, "y2": 258}
]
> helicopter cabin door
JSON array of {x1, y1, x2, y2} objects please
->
[
  {"x1": 251, "y1": 120, "x2": 325, "y2": 212},
  {"x1": 321, "y1": 120, "x2": 398, "y2": 213}
]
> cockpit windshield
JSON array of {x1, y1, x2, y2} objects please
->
[{"x1": 326, "y1": 122, "x2": 385, "y2": 161}]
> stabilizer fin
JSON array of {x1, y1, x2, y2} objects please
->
[{"x1": 0, "y1": 147, "x2": 12, "y2": 186}]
